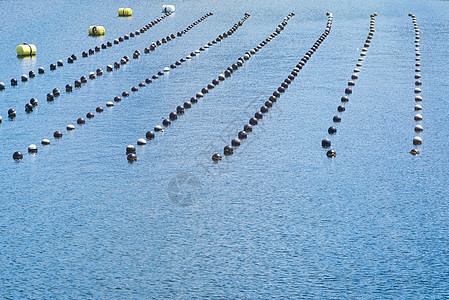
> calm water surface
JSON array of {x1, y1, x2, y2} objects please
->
[{"x1": 0, "y1": 0, "x2": 448, "y2": 298}]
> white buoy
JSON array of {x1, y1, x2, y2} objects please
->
[
  {"x1": 28, "y1": 144, "x2": 38, "y2": 153},
  {"x1": 414, "y1": 114, "x2": 423, "y2": 121},
  {"x1": 106, "y1": 101, "x2": 114, "y2": 107},
  {"x1": 162, "y1": 5, "x2": 175, "y2": 13},
  {"x1": 414, "y1": 125, "x2": 423, "y2": 132},
  {"x1": 137, "y1": 138, "x2": 147, "y2": 145},
  {"x1": 414, "y1": 105, "x2": 422, "y2": 111},
  {"x1": 163, "y1": 67, "x2": 170, "y2": 72},
  {"x1": 413, "y1": 136, "x2": 422, "y2": 145},
  {"x1": 41, "y1": 139, "x2": 51, "y2": 145},
  {"x1": 67, "y1": 124, "x2": 75, "y2": 130}
]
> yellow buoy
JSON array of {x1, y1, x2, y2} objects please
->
[
  {"x1": 17, "y1": 44, "x2": 36, "y2": 56},
  {"x1": 88, "y1": 26, "x2": 105, "y2": 36},
  {"x1": 118, "y1": 8, "x2": 132, "y2": 17}
]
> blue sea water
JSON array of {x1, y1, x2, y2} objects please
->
[{"x1": 0, "y1": 0, "x2": 448, "y2": 298}]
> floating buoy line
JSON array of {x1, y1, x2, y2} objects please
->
[
  {"x1": 321, "y1": 13, "x2": 377, "y2": 158},
  {"x1": 13, "y1": 13, "x2": 249, "y2": 161},
  {"x1": 7, "y1": 13, "x2": 213, "y2": 123},
  {"x1": 125, "y1": 13, "x2": 295, "y2": 162},
  {"x1": 210, "y1": 13, "x2": 334, "y2": 161},
  {"x1": 0, "y1": 12, "x2": 172, "y2": 92},
  {"x1": 118, "y1": 8, "x2": 133, "y2": 17},
  {"x1": 409, "y1": 13, "x2": 422, "y2": 156},
  {"x1": 50, "y1": 12, "x2": 213, "y2": 102},
  {"x1": 115, "y1": 13, "x2": 249, "y2": 101}
]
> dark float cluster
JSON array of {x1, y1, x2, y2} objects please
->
[
  {"x1": 125, "y1": 13, "x2": 252, "y2": 162},
  {"x1": 6, "y1": 12, "x2": 176, "y2": 126},
  {"x1": 67, "y1": 12, "x2": 213, "y2": 101},
  {"x1": 12, "y1": 12, "x2": 251, "y2": 161},
  {"x1": 1, "y1": 13, "x2": 172, "y2": 92},
  {"x1": 120, "y1": 12, "x2": 242, "y2": 102},
  {"x1": 211, "y1": 12, "x2": 332, "y2": 161},
  {"x1": 57, "y1": 13, "x2": 214, "y2": 106},
  {"x1": 11, "y1": 12, "x2": 216, "y2": 160},
  {"x1": 122, "y1": 12, "x2": 249, "y2": 97},
  {"x1": 8, "y1": 12, "x2": 423, "y2": 163}
]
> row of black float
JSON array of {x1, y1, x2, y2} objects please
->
[
  {"x1": 125, "y1": 13, "x2": 295, "y2": 162},
  {"x1": 210, "y1": 13, "x2": 333, "y2": 160},
  {"x1": 321, "y1": 13, "x2": 377, "y2": 157},
  {"x1": 48, "y1": 13, "x2": 213, "y2": 103},
  {"x1": 410, "y1": 14, "x2": 423, "y2": 155},
  {"x1": 11, "y1": 13, "x2": 249, "y2": 160},
  {"x1": 116, "y1": 13, "x2": 248, "y2": 100},
  {"x1": 6, "y1": 13, "x2": 213, "y2": 121},
  {"x1": 0, "y1": 13, "x2": 172, "y2": 91}
]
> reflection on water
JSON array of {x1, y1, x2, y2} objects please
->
[{"x1": 17, "y1": 55, "x2": 37, "y2": 72}]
